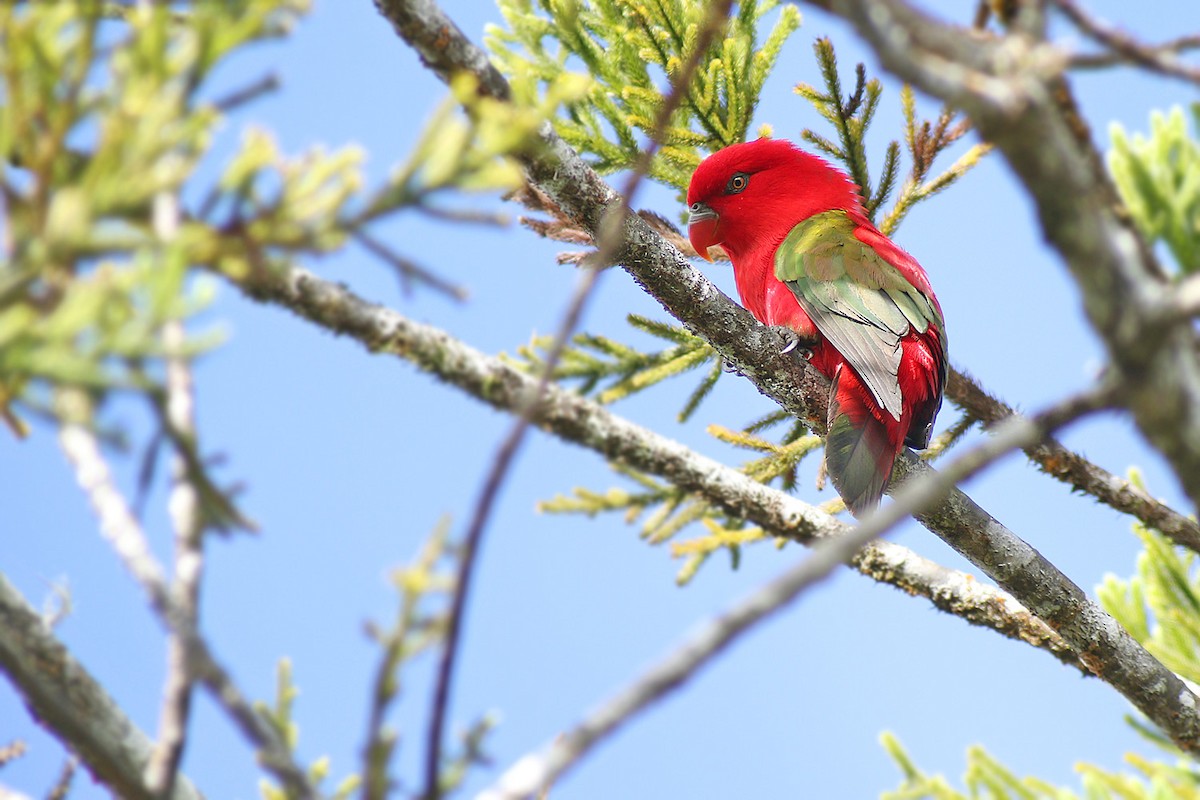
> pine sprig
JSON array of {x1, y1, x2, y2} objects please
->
[
  {"x1": 796, "y1": 39, "x2": 885, "y2": 213},
  {"x1": 795, "y1": 40, "x2": 990, "y2": 235},
  {"x1": 540, "y1": 417, "x2": 828, "y2": 583},
  {"x1": 510, "y1": 314, "x2": 724, "y2": 416},
  {"x1": 487, "y1": 0, "x2": 802, "y2": 196},
  {"x1": 877, "y1": 86, "x2": 990, "y2": 237},
  {"x1": 881, "y1": 730, "x2": 1200, "y2": 800}
]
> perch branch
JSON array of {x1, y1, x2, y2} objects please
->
[{"x1": 371, "y1": 0, "x2": 1200, "y2": 752}]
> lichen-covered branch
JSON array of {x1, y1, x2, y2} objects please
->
[
  {"x1": 947, "y1": 366, "x2": 1200, "y2": 552},
  {"x1": 370, "y1": 0, "x2": 1200, "y2": 753},
  {"x1": 232, "y1": 259, "x2": 1079, "y2": 669},
  {"x1": 475, "y1": 381, "x2": 1114, "y2": 800},
  {"x1": 0, "y1": 573, "x2": 202, "y2": 800}
]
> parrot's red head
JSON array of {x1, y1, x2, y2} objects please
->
[{"x1": 685, "y1": 138, "x2": 863, "y2": 262}]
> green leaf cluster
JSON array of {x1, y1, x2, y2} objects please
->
[
  {"x1": 486, "y1": 0, "x2": 801, "y2": 194},
  {"x1": 796, "y1": 39, "x2": 988, "y2": 235},
  {"x1": 0, "y1": 0, "x2": 564, "y2": 447},
  {"x1": 1099, "y1": 513, "x2": 1200, "y2": 689},
  {"x1": 882, "y1": 732, "x2": 1200, "y2": 800},
  {"x1": 0, "y1": 1, "x2": 300, "y2": 431},
  {"x1": 1109, "y1": 106, "x2": 1200, "y2": 273},
  {"x1": 257, "y1": 658, "x2": 361, "y2": 800}
]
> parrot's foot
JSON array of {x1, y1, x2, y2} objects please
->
[{"x1": 771, "y1": 326, "x2": 815, "y2": 360}]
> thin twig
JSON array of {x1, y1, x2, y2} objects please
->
[
  {"x1": 477, "y1": 382, "x2": 1112, "y2": 800},
  {"x1": 1071, "y1": 33, "x2": 1200, "y2": 69},
  {"x1": 146, "y1": 191, "x2": 203, "y2": 797},
  {"x1": 55, "y1": 399, "x2": 317, "y2": 798},
  {"x1": 212, "y1": 72, "x2": 280, "y2": 112},
  {"x1": 1051, "y1": 0, "x2": 1200, "y2": 85},
  {"x1": 355, "y1": 228, "x2": 470, "y2": 302},
  {"x1": 45, "y1": 758, "x2": 77, "y2": 800},
  {"x1": 0, "y1": 741, "x2": 25, "y2": 767},
  {"x1": 410, "y1": 0, "x2": 736, "y2": 795}
]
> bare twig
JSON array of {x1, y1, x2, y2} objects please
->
[
  {"x1": 1051, "y1": 0, "x2": 1200, "y2": 85},
  {"x1": 0, "y1": 741, "x2": 26, "y2": 767},
  {"x1": 477, "y1": 382, "x2": 1112, "y2": 800},
  {"x1": 146, "y1": 191, "x2": 203, "y2": 798},
  {"x1": 1071, "y1": 33, "x2": 1200, "y2": 69},
  {"x1": 55, "y1": 398, "x2": 317, "y2": 798},
  {"x1": 45, "y1": 758, "x2": 77, "y2": 800},
  {"x1": 391, "y1": 0, "x2": 739, "y2": 795},
  {"x1": 355, "y1": 228, "x2": 469, "y2": 302},
  {"x1": 212, "y1": 72, "x2": 280, "y2": 112}
]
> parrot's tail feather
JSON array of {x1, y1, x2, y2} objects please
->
[{"x1": 825, "y1": 365, "x2": 898, "y2": 517}]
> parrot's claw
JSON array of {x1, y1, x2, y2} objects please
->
[{"x1": 772, "y1": 326, "x2": 814, "y2": 360}]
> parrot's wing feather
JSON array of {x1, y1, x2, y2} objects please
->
[{"x1": 775, "y1": 211, "x2": 943, "y2": 423}]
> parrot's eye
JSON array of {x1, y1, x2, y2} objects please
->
[
  {"x1": 689, "y1": 202, "x2": 703, "y2": 213},
  {"x1": 726, "y1": 172, "x2": 750, "y2": 194}
]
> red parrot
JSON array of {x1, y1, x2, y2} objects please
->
[{"x1": 686, "y1": 139, "x2": 947, "y2": 516}]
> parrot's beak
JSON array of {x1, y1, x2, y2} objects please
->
[{"x1": 687, "y1": 203, "x2": 720, "y2": 263}]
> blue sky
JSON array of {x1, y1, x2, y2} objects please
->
[{"x1": 4, "y1": 1, "x2": 1199, "y2": 797}]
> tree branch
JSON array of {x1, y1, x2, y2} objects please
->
[
  {"x1": 475, "y1": 380, "x2": 1113, "y2": 800},
  {"x1": 232, "y1": 260, "x2": 1078, "y2": 669},
  {"x1": 145, "y1": 188, "x2": 202, "y2": 798},
  {"x1": 1070, "y1": 33, "x2": 1200, "y2": 70},
  {"x1": 370, "y1": 0, "x2": 1200, "y2": 752},
  {"x1": 1051, "y1": 0, "x2": 1200, "y2": 86},
  {"x1": 0, "y1": 573, "x2": 202, "y2": 800},
  {"x1": 946, "y1": 366, "x2": 1200, "y2": 553}
]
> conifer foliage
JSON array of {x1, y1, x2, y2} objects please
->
[{"x1": 3, "y1": 1, "x2": 1200, "y2": 798}]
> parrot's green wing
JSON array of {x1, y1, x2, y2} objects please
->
[{"x1": 774, "y1": 210, "x2": 942, "y2": 422}]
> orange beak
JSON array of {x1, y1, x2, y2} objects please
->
[{"x1": 687, "y1": 203, "x2": 720, "y2": 263}]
